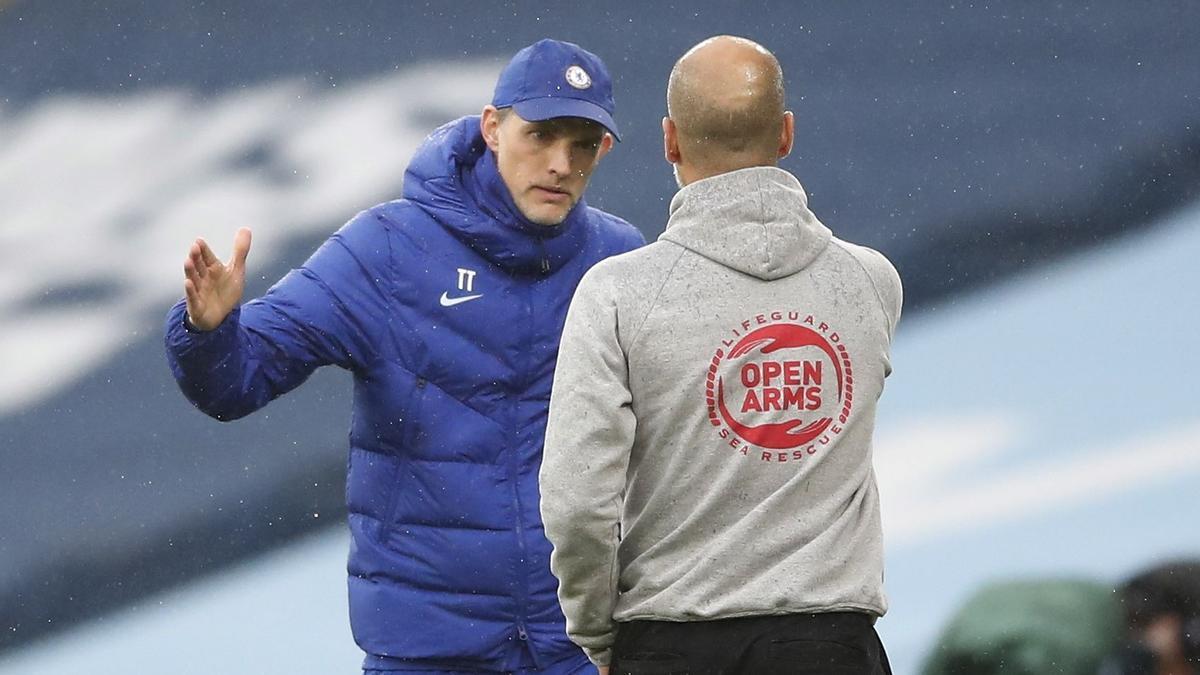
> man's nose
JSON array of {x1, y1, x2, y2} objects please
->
[{"x1": 546, "y1": 141, "x2": 573, "y2": 177}]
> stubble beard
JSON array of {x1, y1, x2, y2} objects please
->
[{"x1": 519, "y1": 195, "x2": 574, "y2": 227}]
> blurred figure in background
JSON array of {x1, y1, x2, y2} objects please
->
[
  {"x1": 541, "y1": 35, "x2": 900, "y2": 674},
  {"x1": 920, "y1": 560, "x2": 1200, "y2": 675},
  {"x1": 920, "y1": 578, "x2": 1123, "y2": 675},
  {"x1": 164, "y1": 39, "x2": 643, "y2": 674},
  {"x1": 1099, "y1": 560, "x2": 1200, "y2": 675}
]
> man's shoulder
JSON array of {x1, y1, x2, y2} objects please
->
[
  {"x1": 362, "y1": 198, "x2": 434, "y2": 229},
  {"x1": 828, "y1": 237, "x2": 901, "y2": 288},
  {"x1": 583, "y1": 204, "x2": 636, "y2": 233},
  {"x1": 346, "y1": 198, "x2": 445, "y2": 253},
  {"x1": 828, "y1": 236, "x2": 904, "y2": 329},
  {"x1": 581, "y1": 240, "x2": 678, "y2": 289},
  {"x1": 584, "y1": 206, "x2": 646, "y2": 251}
]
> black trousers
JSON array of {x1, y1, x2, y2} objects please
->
[{"x1": 611, "y1": 612, "x2": 892, "y2": 675}]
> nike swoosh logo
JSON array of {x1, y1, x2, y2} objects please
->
[{"x1": 439, "y1": 291, "x2": 483, "y2": 307}]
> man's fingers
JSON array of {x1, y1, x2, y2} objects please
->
[
  {"x1": 184, "y1": 278, "x2": 204, "y2": 319},
  {"x1": 196, "y1": 238, "x2": 219, "y2": 266},
  {"x1": 230, "y1": 227, "x2": 252, "y2": 271},
  {"x1": 184, "y1": 255, "x2": 202, "y2": 284},
  {"x1": 188, "y1": 243, "x2": 208, "y2": 279},
  {"x1": 184, "y1": 278, "x2": 200, "y2": 306}
]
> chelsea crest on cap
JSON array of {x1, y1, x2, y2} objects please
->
[{"x1": 491, "y1": 38, "x2": 620, "y2": 140}]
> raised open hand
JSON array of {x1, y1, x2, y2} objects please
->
[{"x1": 182, "y1": 227, "x2": 252, "y2": 331}]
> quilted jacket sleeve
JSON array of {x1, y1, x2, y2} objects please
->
[{"x1": 164, "y1": 210, "x2": 392, "y2": 421}]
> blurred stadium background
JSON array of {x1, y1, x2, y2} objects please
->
[{"x1": 1, "y1": 2, "x2": 1197, "y2": 673}]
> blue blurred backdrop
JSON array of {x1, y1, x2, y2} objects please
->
[{"x1": 1, "y1": 2, "x2": 1197, "y2": 673}]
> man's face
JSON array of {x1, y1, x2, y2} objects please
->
[{"x1": 481, "y1": 106, "x2": 613, "y2": 226}]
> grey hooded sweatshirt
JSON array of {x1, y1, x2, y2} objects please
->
[{"x1": 540, "y1": 166, "x2": 902, "y2": 666}]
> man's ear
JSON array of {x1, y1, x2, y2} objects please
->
[
  {"x1": 480, "y1": 105, "x2": 503, "y2": 153},
  {"x1": 663, "y1": 116, "x2": 682, "y2": 164},
  {"x1": 778, "y1": 111, "x2": 795, "y2": 160},
  {"x1": 594, "y1": 133, "x2": 615, "y2": 164}
]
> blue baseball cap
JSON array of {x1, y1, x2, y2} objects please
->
[{"x1": 491, "y1": 39, "x2": 620, "y2": 141}]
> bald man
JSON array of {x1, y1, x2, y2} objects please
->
[{"x1": 540, "y1": 36, "x2": 900, "y2": 674}]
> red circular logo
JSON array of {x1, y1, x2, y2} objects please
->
[{"x1": 705, "y1": 313, "x2": 854, "y2": 461}]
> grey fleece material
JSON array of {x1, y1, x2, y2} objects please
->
[{"x1": 540, "y1": 167, "x2": 902, "y2": 666}]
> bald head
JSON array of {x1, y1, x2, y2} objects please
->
[{"x1": 666, "y1": 36, "x2": 789, "y2": 181}]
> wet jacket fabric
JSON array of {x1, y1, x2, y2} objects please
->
[{"x1": 165, "y1": 115, "x2": 644, "y2": 672}]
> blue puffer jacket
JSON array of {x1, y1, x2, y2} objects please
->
[{"x1": 165, "y1": 116, "x2": 644, "y2": 671}]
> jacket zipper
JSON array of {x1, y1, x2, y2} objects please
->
[
  {"x1": 510, "y1": 278, "x2": 535, "y2": 662},
  {"x1": 536, "y1": 237, "x2": 551, "y2": 275}
]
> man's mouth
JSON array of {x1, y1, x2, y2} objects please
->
[{"x1": 532, "y1": 185, "x2": 571, "y2": 201}]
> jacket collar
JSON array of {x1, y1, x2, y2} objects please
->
[{"x1": 403, "y1": 115, "x2": 587, "y2": 275}]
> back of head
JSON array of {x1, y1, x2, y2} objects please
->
[
  {"x1": 1110, "y1": 560, "x2": 1200, "y2": 671},
  {"x1": 667, "y1": 36, "x2": 787, "y2": 177},
  {"x1": 1120, "y1": 560, "x2": 1200, "y2": 628}
]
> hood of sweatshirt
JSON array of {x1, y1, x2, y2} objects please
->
[{"x1": 659, "y1": 166, "x2": 831, "y2": 280}]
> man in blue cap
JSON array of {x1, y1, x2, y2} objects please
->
[{"x1": 164, "y1": 39, "x2": 643, "y2": 674}]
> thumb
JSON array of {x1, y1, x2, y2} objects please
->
[{"x1": 230, "y1": 227, "x2": 252, "y2": 272}]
